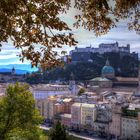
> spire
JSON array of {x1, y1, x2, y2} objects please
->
[
  {"x1": 12, "y1": 66, "x2": 15, "y2": 75},
  {"x1": 105, "y1": 58, "x2": 110, "y2": 66},
  {"x1": 12, "y1": 66, "x2": 15, "y2": 71},
  {"x1": 70, "y1": 72, "x2": 75, "y2": 80}
]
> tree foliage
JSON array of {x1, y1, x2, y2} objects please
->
[
  {"x1": 0, "y1": 83, "x2": 42, "y2": 140},
  {"x1": 0, "y1": 0, "x2": 77, "y2": 68},
  {"x1": 48, "y1": 121, "x2": 68, "y2": 140},
  {"x1": 0, "y1": 0, "x2": 139, "y2": 68},
  {"x1": 78, "y1": 88, "x2": 85, "y2": 96},
  {"x1": 74, "y1": 0, "x2": 140, "y2": 35}
]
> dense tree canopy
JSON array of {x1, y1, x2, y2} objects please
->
[
  {"x1": 48, "y1": 121, "x2": 68, "y2": 140},
  {"x1": 0, "y1": 83, "x2": 42, "y2": 140},
  {"x1": 0, "y1": 0, "x2": 139, "y2": 68}
]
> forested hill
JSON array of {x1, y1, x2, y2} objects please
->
[{"x1": 26, "y1": 52, "x2": 139, "y2": 83}]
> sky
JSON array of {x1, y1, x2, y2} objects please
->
[
  {"x1": 0, "y1": 4, "x2": 140, "y2": 70},
  {"x1": 59, "y1": 6, "x2": 140, "y2": 54}
]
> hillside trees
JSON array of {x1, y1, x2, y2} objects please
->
[{"x1": 28, "y1": 52, "x2": 138, "y2": 83}]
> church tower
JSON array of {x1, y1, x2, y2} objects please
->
[
  {"x1": 11, "y1": 67, "x2": 15, "y2": 75},
  {"x1": 69, "y1": 72, "x2": 77, "y2": 95}
]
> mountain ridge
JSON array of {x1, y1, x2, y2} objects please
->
[{"x1": 0, "y1": 64, "x2": 38, "y2": 74}]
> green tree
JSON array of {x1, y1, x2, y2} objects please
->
[
  {"x1": 0, "y1": 0, "x2": 139, "y2": 68},
  {"x1": 78, "y1": 88, "x2": 85, "y2": 96},
  {"x1": 0, "y1": 83, "x2": 42, "y2": 140},
  {"x1": 48, "y1": 121, "x2": 68, "y2": 140}
]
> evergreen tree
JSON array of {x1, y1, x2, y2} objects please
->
[{"x1": 48, "y1": 121, "x2": 68, "y2": 140}]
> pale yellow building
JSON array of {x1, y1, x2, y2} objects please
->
[
  {"x1": 81, "y1": 103, "x2": 97, "y2": 128},
  {"x1": 71, "y1": 103, "x2": 97, "y2": 129},
  {"x1": 35, "y1": 96, "x2": 57, "y2": 120},
  {"x1": 44, "y1": 96, "x2": 57, "y2": 120},
  {"x1": 71, "y1": 103, "x2": 82, "y2": 128}
]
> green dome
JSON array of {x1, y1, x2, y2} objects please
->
[
  {"x1": 102, "y1": 66, "x2": 115, "y2": 75},
  {"x1": 101, "y1": 59, "x2": 115, "y2": 78}
]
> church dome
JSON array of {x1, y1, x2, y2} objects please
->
[
  {"x1": 101, "y1": 59, "x2": 115, "y2": 78},
  {"x1": 102, "y1": 66, "x2": 115, "y2": 74}
]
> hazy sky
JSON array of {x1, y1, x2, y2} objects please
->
[{"x1": 0, "y1": 6, "x2": 140, "y2": 66}]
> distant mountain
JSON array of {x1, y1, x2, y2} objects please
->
[
  {"x1": 0, "y1": 68, "x2": 29, "y2": 74},
  {"x1": 0, "y1": 64, "x2": 38, "y2": 74}
]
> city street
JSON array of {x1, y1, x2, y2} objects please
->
[{"x1": 40, "y1": 125, "x2": 105, "y2": 140}]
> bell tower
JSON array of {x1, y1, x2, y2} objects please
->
[{"x1": 69, "y1": 72, "x2": 77, "y2": 95}]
